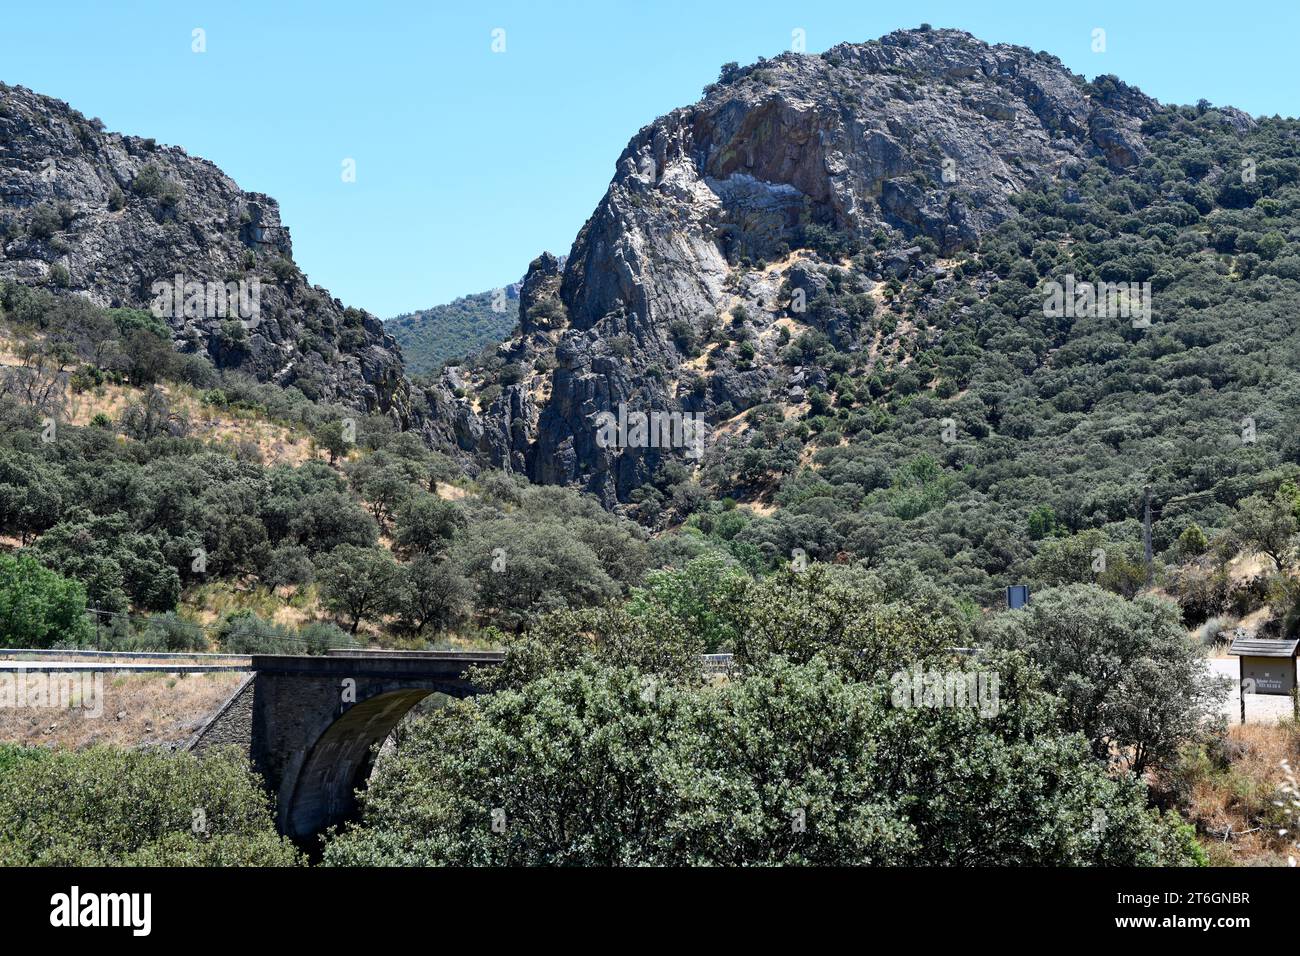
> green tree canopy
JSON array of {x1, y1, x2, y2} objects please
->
[
  {"x1": 324, "y1": 656, "x2": 1199, "y2": 867},
  {"x1": 985, "y1": 584, "x2": 1228, "y2": 775},
  {"x1": 316, "y1": 544, "x2": 402, "y2": 633},
  {"x1": 0, "y1": 552, "x2": 92, "y2": 647}
]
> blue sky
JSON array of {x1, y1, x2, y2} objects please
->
[{"x1": 2, "y1": 1, "x2": 1297, "y2": 317}]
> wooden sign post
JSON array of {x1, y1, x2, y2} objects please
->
[{"x1": 1228, "y1": 634, "x2": 1300, "y2": 724}]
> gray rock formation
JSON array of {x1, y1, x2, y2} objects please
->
[
  {"x1": 0, "y1": 82, "x2": 411, "y2": 421},
  {"x1": 424, "y1": 28, "x2": 1162, "y2": 505}
]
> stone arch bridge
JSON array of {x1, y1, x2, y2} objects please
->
[{"x1": 187, "y1": 650, "x2": 503, "y2": 838}]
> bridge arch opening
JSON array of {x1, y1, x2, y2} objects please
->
[{"x1": 283, "y1": 689, "x2": 452, "y2": 838}]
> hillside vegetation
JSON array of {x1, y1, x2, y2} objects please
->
[
  {"x1": 3, "y1": 29, "x2": 1300, "y2": 868},
  {"x1": 668, "y1": 100, "x2": 1300, "y2": 624},
  {"x1": 0, "y1": 280, "x2": 654, "y2": 652},
  {"x1": 387, "y1": 288, "x2": 519, "y2": 377}
]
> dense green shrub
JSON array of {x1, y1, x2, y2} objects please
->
[
  {"x1": 0, "y1": 552, "x2": 92, "y2": 647},
  {"x1": 0, "y1": 745, "x2": 300, "y2": 866},
  {"x1": 326, "y1": 647, "x2": 1198, "y2": 866}
]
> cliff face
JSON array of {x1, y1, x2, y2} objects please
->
[
  {"x1": 0, "y1": 82, "x2": 410, "y2": 421},
  {"x1": 423, "y1": 28, "x2": 1161, "y2": 505}
]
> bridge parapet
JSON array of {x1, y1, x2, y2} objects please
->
[{"x1": 252, "y1": 651, "x2": 503, "y2": 676}]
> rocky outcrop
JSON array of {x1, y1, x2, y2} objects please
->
[
  {"x1": 0, "y1": 82, "x2": 411, "y2": 421},
  {"x1": 424, "y1": 27, "x2": 1161, "y2": 504}
]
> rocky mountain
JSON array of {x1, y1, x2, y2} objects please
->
[
  {"x1": 0, "y1": 82, "x2": 411, "y2": 422},
  {"x1": 418, "y1": 27, "x2": 1195, "y2": 505}
]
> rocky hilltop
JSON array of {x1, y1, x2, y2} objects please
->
[
  {"x1": 420, "y1": 27, "x2": 1176, "y2": 504},
  {"x1": 0, "y1": 82, "x2": 410, "y2": 421}
]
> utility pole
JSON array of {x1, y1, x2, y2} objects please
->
[{"x1": 1142, "y1": 484, "x2": 1153, "y2": 583}]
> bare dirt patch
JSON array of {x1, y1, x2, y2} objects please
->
[
  {"x1": 0, "y1": 670, "x2": 244, "y2": 750},
  {"x1": 56, "y1": 376, "x2": 318, "y2": 468},
  {"x1": 435, "y1": 481, "x2": 468, "y2": 501}
]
